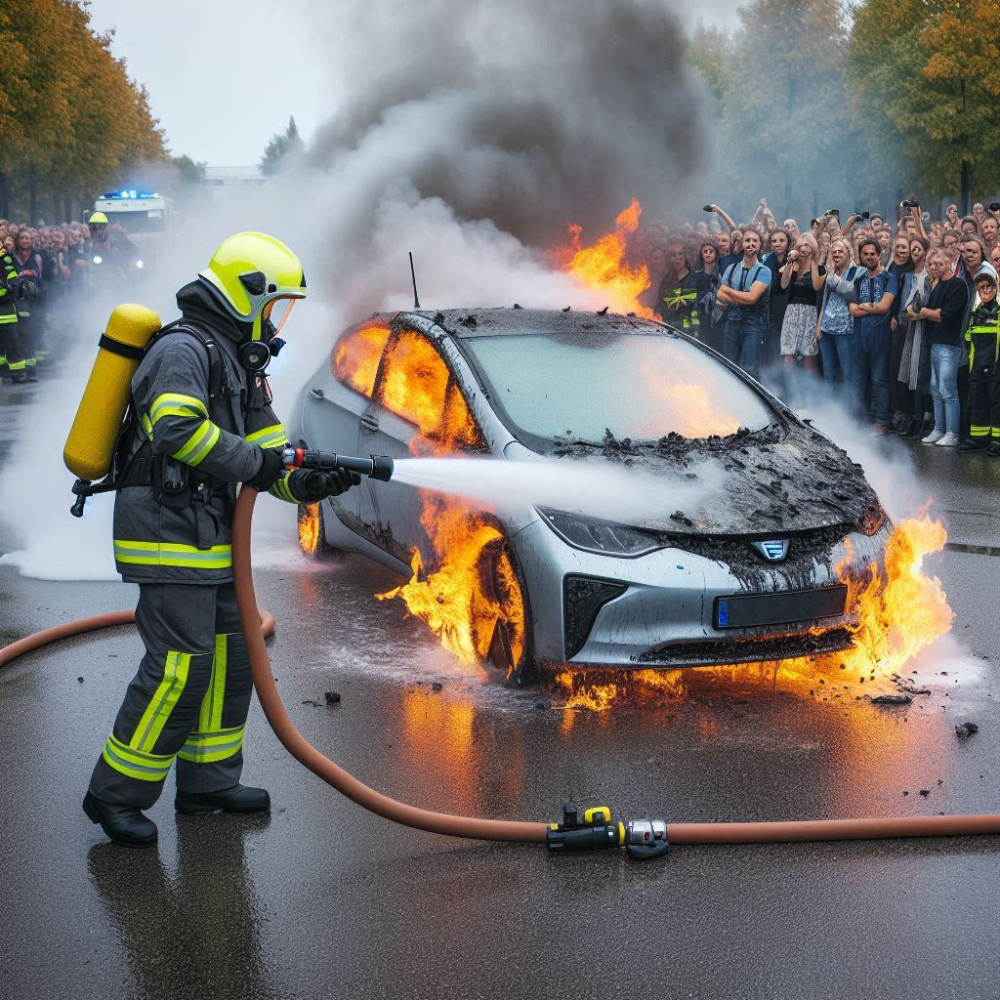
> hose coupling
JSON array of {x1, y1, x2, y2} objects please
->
[
  {"x1": 623, "y1": 818, "x2": 669, "y2": 860},
  {"x1": 546, "y1": 803, "x2": 621, "y2": 854}
]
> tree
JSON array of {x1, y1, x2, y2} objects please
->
[
  {"x1": 172, "y1": 155, "x2": 207, "y2": 185},
  {"x1": 846, "y1": 0, "x2": 1000, "y2": 213},
  {"x1": 0, "y1": 0, "x2": 167, "y2": 222},
  {"x1": 691, "y1": 0, "x2": 855, "y2": 220},
  {"x1": 259, "y1": 116, "x2": 304, "y2": 177}
]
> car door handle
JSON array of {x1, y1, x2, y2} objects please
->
[{"x1": 360, "y1": 413, "x2": 379, "y2": 432}]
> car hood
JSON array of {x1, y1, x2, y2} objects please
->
[{"x1": 543, "y1": 423, "x2": 884, "y2": 538}]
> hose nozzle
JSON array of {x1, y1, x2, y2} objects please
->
[{"x1": 281, "y1": 447, "x2": 394, "y2": 482}]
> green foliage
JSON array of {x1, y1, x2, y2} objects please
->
[
  {"x1": 172, "y1": 155, "x2": 207, "y2": 185},
  {"x1": 693, "y1": 0, "x2": 855, "y2": 218},
  {"x1": 259, "y1": 117, "x2": 304, "y2": 177},
  {"x1": 0, "y1": 0, "x2": 167, "y2": 221},
  {"x1": 847, "y1": 0, "x2": 1000, "y2": 198}
]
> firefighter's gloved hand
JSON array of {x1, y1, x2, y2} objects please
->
[
  {"x1": 288, "y1": 468, "x2": 362, "y2": 502},
  {"x1": 246, "y1": 448, "x2": 285, "y2": 492}
]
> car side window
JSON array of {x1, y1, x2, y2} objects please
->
[
  {"x1": 374, "y1": 329, "x2": 485, "y2": 453},
  {"x1": 332, "y1": 321, "x2": 392, "y2": 398}
]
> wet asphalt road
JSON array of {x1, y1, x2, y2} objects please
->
[{"x1": 1, "y1": 380, "x2": 998, "y2": 1000}]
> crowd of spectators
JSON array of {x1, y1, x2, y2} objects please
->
[
  {"x1": 643, "y1": 199, "x2": 1000, "y2": 453},
  {"x1": 0, "y1": 216, "x2": 136, "y2": 385}
]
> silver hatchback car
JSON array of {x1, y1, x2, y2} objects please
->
[{"x1": 289, "y1": 308, "x2": 891, "y2": 678}]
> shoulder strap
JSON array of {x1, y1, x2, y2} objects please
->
[{"x1": 153, "y1": 320, "x2": 226, "y2": 399}]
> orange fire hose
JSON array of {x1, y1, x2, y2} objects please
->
[{"x1": 1, "y1": 486, "x2": 998, "y2": 854}]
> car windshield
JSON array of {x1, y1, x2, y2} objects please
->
[{"x1": 460, "y1": 332, "x2": 775, "y2": 444}]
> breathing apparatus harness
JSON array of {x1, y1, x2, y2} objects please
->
[{"x1": 70, "y1": 318, "x2": 280, "y2": 518}]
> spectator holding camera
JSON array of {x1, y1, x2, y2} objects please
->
[
  {"x1": 779, "y1": 233, "x2": 825, "y2": 378},
  {"x1": 819, "y1": 238, "x2": 859, "y2": 388},
  {"x1": 896, "y1": 236, "x2": 932, "y2": 438}
]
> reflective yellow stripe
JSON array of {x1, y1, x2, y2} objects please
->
[
  {"x1": 141, "y1": 414, "x2": 154, "y2": 440},
  {"x1": 114, "y1": 540, "x2": 232, "y2": 570},
  {"x1": 246, "y1": 423, "x2": 287, "y2": 449},
  {"x1": 178, "y1": 725, "x2": 245, "y2": 764},
  {"x1": 101, "y1": 732, "x2": 174, "y2": 782},
  {"x1": 199, "y1": 633, "x2": 229, "y2": 733},
  {"x1": 172, "y1": 419, "x2": 221, "y2": 465},
  {"x1": 131, "y1": 651, "x2": 192, "y2": 754},
  {"x1": 269, "y1": 471, "x2": 297, "y2": 504},
  {"x1": 149, "y1": 393, "x2": 208, "y2": 424}
]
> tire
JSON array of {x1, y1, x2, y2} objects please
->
[
  {"x1": 297, "y1": 501, "x2": 335, "y2": 560},
  {"x1": 472, "y1": 535, "x2": 535, "y2": 682}
]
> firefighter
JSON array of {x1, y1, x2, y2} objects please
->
[
  {"x1": 0, "y1": 245, "x2": 29, "y2": 383},
  {"x1": 83, "y1": 232, "x2": 360, "y2": 847},
  {"x1": 11, "y1": 229, "x2": 42, "y2": 376},
  {"x1": 960, "y1": 271, "x2": 1000, "y2": 455},
  {"x1": 655, "y1": 239, "x2": 701, "y2": 333}
]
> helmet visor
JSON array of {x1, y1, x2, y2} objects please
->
[{"x1": 264, "y1": 297, "x2": 297, "y2": 338}]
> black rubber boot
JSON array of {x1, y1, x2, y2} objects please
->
[
  {"x1": 83, "y1": 792, "x2": 158, "y2": 848},
  {"x1": 988, "y1": 442, "x2": 1000, "y2": 457},
  {"x1": 175, "y1": 784, "x2": 271, "y2": 815},
  {"x1": 958, "y1": 437, "x2": 988, "y2": 452}
]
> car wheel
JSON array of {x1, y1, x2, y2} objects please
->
[
  {"x1": 472, "y1": 536, "x2": 535, "y2": 682},
  {"x1": 297, "y1": 501, "x2": 334, "y2": 559}
]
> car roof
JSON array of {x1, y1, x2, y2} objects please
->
[{"x1": 399, "y1": 307, "x2": 667, "y2": 339}]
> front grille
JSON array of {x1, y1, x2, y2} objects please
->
[{"x1": 635, "y1": 627, "x2": 855, "y2": 668}]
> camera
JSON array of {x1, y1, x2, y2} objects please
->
[
  {"x1": 702, "y1": 205, "x2": 714, "y2": 213},
  {"x1": 902, "y1": 199, "x2": 920, "y2": 209},
  {"x1": 854, "y1": 210, "x2": 871, "y2": 220}
]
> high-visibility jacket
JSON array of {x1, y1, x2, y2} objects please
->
[
  {"x1": 11, "y1": 249, "x2": 42, "y2": 318},
  {"x1": 965, "y1": 299, "x2": 1000, "y2": 369},
  {"x1": 113, "y1": 280, "x2": 297, "y2": 584},
  {"x1": 0, "y1": 251, "x2": 20, "y2": 327},
  {"x1": 656, "y1": 270, "x2": 701, "y2": 330}
]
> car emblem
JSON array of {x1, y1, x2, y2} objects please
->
[{"x1": 752, "y1": 539, "x2": 789, "y2": 562}]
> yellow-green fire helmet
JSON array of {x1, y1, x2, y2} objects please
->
[
  {"x1": 199, "y1": 231, "x2": 307, "y2": 341},
  {"x1": 88, "y1": 212, "x2": 109, "y2": 225}
]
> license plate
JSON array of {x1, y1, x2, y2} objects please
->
[{"x1": 714, "y1": 585, "x2": 848, "y2": 629}]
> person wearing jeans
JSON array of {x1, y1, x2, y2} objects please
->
[
  {"x1": 718, "y1": 227, "x2": 771, "y2": 381},
  {"x1": 818, "y1": 239, "x2": 858, "y2": 392},
  {"x1": 907, "y1": 249, "x2": 970, "y2": 447},
  {"x1": 828, "y1": 239, "x2": 898, "y2": 433}
]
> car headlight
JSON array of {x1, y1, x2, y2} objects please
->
[{"x1": 538, "y1": 508, "x2": 662, "y2": 558}]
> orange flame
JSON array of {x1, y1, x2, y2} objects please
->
[
  {"x1": 637, "y1": 361, "x2": 741, "y2": 438},
  {"x1": 556, "y1": 512, "x2": 952, "y2": 711},
  {"x1": 558, "y1": 198, "x2": 654, "y2": 318},
  {"x1": 297, "y1": 503, "x2": 320, "y2": 556},
  {"x1": 332, "y1": 322, "x2": 392, "y2": 398},
  {"x1": 343, "y1": 326, "x2": 528, "y2": 674}
]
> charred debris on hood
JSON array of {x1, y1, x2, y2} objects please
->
[{"x1": 551, "y1": 423, "x2": 885, "y2": 543}]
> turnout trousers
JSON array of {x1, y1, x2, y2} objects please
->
[
  {"x1": 88, "y1": 583, "x2": 253, "y2": 809},
  {"x1": 968, "y1": 365, "x2": 1000, "y2": 443}
]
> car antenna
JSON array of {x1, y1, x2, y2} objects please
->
[{"x1": 409, "y1": 251, "x2": 421, "y2": 309}]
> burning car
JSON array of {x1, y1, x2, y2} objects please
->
[{"x1": 289, "y1": 308, "x2": 891, "y2": 679}]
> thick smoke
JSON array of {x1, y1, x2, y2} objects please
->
[{"x1": 0, "y1": 0, "x2": 713, "y2": 579}]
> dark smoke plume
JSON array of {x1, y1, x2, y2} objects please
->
[{"x1": 306, "y1": 0, "x2": 708, "y2": 246}]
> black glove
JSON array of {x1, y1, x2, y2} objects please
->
[
  {"x1": 246, "y1": 448, "x2": 285, "y2": 491},
  {"x1": 287, "y1": 468, "x2": 362, "y2": 502}
]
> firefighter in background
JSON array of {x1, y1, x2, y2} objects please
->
[
  {"x1": 11, "y1": 228, "x2": 42, "y2": 376},
  {"x1": 83, "y1": 232, "x2": 360, "y2": 847},
  {"x1": 654, "y1": 238, "x2": 700, "y2": 333},
  {"x1": 960, "y1": 271, "x2": 1000, "y2": 456},
  {"x1": 0, "y1": 245, "x2": 30, "y2": 383}
]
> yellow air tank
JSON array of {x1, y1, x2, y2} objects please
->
[{"x1": 64, "y1": 303, "x2": 162, "y2": 482}]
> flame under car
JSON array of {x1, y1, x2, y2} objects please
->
[{"x1": 289, "y1": 308, "x2": 891, "y2": 678}]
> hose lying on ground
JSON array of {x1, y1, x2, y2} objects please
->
[{"x1": 1, "y1": 486, "x2": 998, "y2": 854}]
